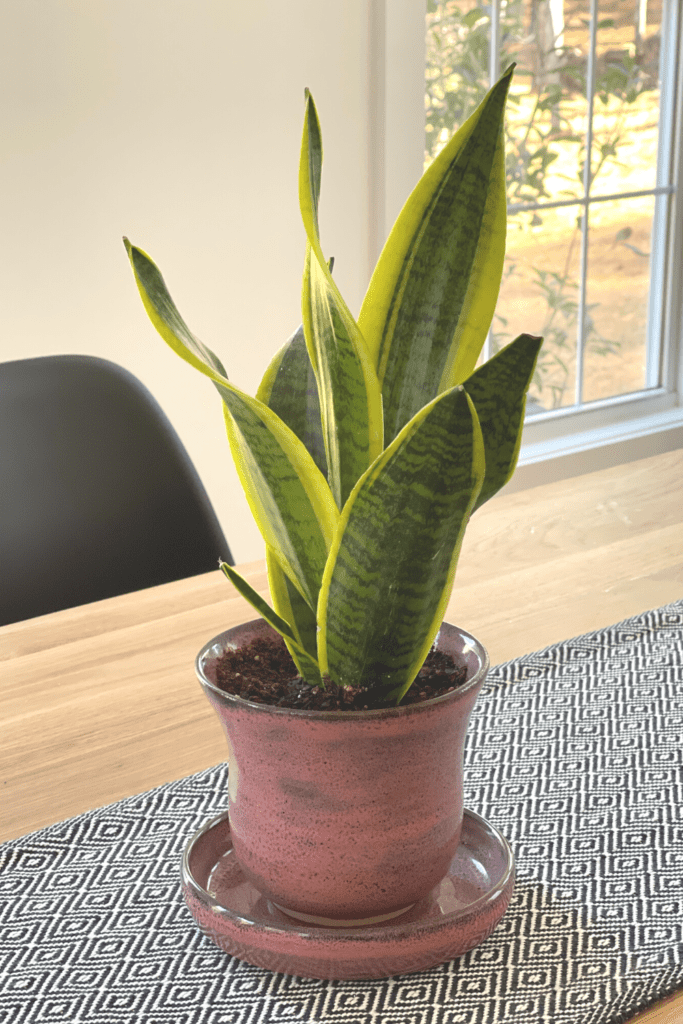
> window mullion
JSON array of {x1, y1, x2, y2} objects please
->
[
  {"x1": 510, "y1": 185, "x2": 675, "y2": 216},
  {"x1": 575, "y1": 0, "x2": 600, "y2": 407},
  {"x1": 488, "y1": 0, "x2": 501, "y2": 85},
  {"x1": 649, "y1": 0, "x2": 682, "y2": 391},
  {"x1": 482, "y1": 0, "x2": 502, "y2": 366}
]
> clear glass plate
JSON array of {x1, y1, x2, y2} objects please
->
[{"x1": 181, "y1": 807, "x2": 515, "y2": 980}]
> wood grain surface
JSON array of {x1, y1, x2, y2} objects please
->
[{"x1": 2, "y1": 448, "x2": 682, "y2": 1021}]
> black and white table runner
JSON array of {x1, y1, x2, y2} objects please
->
[{"x1": 2, "y1": 601, "x2": 682, "y2": 1024}]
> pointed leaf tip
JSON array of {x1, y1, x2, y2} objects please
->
[
  {"x1": 124, "y1": 238, "x2": 338, "y2": 609},
  {"x1": 359, "y1": 69, "x2": 512, "y2": 442}
]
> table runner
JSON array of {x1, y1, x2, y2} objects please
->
[{"x1": 2, "y1": 601, "x2": 682, "y2": 1024}]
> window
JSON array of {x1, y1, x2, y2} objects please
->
[{"x1": 378, "y1": 0, "x2": 683, "y2": 484}]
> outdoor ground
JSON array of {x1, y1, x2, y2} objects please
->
[{"x1": 500, "y1": 84, "x2": 659, "y2": 409}]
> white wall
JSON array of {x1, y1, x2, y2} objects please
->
[{"x1": 0, "y1": 0, "x2": 375, "y2": 563}]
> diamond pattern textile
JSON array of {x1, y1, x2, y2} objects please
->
[{"x1": 1, "y1": 601, "x2": 682, "y2": 1023}]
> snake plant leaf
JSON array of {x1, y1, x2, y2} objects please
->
[
  {"x1": 124, "y1": 237, "x2": 228, "y2": 381},
  {"x1": 257, "y1": 328, "x2": 325, "y2": 683},
  {"x1": 357, "y1": 66, "x2": 513, "y2": 446},
  {"x1": 124, "y1": 238, "x2": 338, "y2": 609},
  {"x1": 265, "y1": 547, "x2": 322, "y2": 686},
  {"x1": 464, "y1": 333, "x2": 543, "y2": 511},
  {"x1": 219, "y1": 560, "x2": 298, "y2": 644},
  {"x1": 219, "y1": 561, "x2": 321, "y2": 685},
  {"x1": 318, "y1": 386, "x2": 485, "y2": 702},
  {"x1": 300, "y1": 91, "x2": 383, "y2": 508},
  {"x1": 256, "y1": 324, "x2": 327, "y2": 479}
]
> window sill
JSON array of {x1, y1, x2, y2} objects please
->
[{"x1": 502, "y1": 397, "x2": 683, "y2": 494}]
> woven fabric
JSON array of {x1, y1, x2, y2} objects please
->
[{"x1": 1, "y1": 601, "x2": 682, "y2": 1024}]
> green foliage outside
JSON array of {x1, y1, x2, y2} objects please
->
[{"x1": 426, "y1": 0, "x2": 659, "y2": 408}]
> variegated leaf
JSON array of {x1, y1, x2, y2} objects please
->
[
  {"x1": 299, "y1": 92, "x2": 383, "y2": 508},
  {"x1": 464, "y1": 333, "x2": 543, "y2": 511},
  {"x1": 258, "y1": 331, "x2": 325, "y2": 682},
  {"x1": 265, "y1": 547, "x2": 321, "y2": 686},
  {"x1": 219, "y1": 561, "x2": 321, "y2": 685},
  {"x1": 358, "y1": 67, "x2": 514, "y2": 445},
  {"x1": 318, "y1": 386, "x2": 484, "y2": 701},
  {"x1": 256, "y1": 324, "x2": 327, "y2": 478},
  {"x1": 125, "y1": 238, "x2": 338, "y2": 609}
]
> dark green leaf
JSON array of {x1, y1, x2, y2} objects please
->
[
  {"x1": 265, "y1": 546, "x2": 322, "y2": 686},
  {"x1": 463, "y1": 333, "x2": 543, "y2": 510},
  {"x1": 220, "y1": 561, "x2": 321, "y2": 686},
  {"x1": 124, "y1": 238, "x2": 338, "y2": 610},
  {"x1": 319, "y1": 386, "x2": 484, "y2": 701},
  {"x1": 256, "y1": 324, "x2": 328, "y2": 478},
  {"x1": 299, "y1": 94, "x2": 384, "y2": 508},
  {"x1": 359, "y1": 67, "x2": 513, "y2": 445}
]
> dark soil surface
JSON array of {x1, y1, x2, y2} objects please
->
[{"x1": 214, "y1": 632, "x2": 468, "y2": 711}]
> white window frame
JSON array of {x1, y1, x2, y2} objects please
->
[{"x1": 370, "y1": 0, "x2": 683, "y2": 489}]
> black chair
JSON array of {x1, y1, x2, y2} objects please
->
[{"x1": 0, "y1": 355, "x2": 233, "y2": 626}]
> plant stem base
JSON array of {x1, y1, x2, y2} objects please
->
[{"x1": 181, "y1": 809, "x2": 515, "y2": 980}]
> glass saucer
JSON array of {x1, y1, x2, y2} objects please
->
[{"x1": 181, "y1": 808, "x2": 514, "y2": 980}]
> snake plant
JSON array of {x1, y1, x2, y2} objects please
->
[{"x1": 125, "y1": 67, "x2": 542, "y2": 703}]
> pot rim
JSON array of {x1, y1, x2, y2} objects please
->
[{"x1": 195, "y1": 618, "x2": 490, "y2": 719}]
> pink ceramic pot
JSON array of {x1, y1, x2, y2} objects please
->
[{"x1": 196, "y1": 618, "x2": 489, "y2": 925}]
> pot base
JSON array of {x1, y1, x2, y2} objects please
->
[
  {"x1": 181, "y1": 808, "x2": 515, "y2": 980},
  {"x1": 271, "y1": 901, "x2": 416, "y2": 928}
]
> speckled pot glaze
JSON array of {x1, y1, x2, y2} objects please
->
[{"x1": 196, "y1": 618, "x2": 489, "y2": 923}]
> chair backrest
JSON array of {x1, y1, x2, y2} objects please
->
[{"x1": 0, "y1": 355, "x2": 233, "y2": 626}]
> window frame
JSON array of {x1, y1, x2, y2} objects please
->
[{"x1": 372, "y1": 0, "x2": 683, "y2": 487}]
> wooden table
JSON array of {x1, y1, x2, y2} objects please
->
[{"x1": 3, "y1": 448, "x2": 683, "y2": 1022}]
